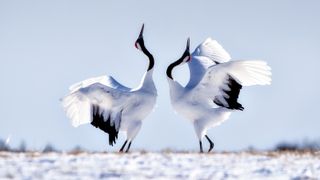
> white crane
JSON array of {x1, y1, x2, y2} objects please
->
[
  {"x1": 61, "y1": 24, "x2": 157, "y2": 152},
  {"x1": 166, "y1": 38, "x2": 271, "y2": 152}
]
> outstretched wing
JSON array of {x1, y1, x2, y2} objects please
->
[
  {"x1": 187, "y1": 38, "x2": 232, "y2": 88},
  {"x1": 69, "y1": 75, "x2": 131, "y2": 93},
  {"x1": 62, "y1": 77, "x2": 132, "y2": 145},
  {"x1": 191, "y1": 60, "x2": 272, "y2": 110}
]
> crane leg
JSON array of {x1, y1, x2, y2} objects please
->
[
  {"x1": 199, "y1": 141, "x2": 203, "y2": 153},
  {"x1": 119, "y1": 140, "x2": 128, "y2": 152},
  {"x1": 125, "y1": 141, "x2": 132, "y2": 153},
  {"x1": 205, "y1": 135, "x2": 214, "y2": 152}
]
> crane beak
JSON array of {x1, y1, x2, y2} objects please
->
[
  {"x1": 185, "y1": 37, "x2": 191, "y2": 62},
  {"x1": 138, "y1": 23, "x2": 144, "y2": 39},
  {"x1": 186, "y1": 37, "x2": 190, "y2": 52},
  {"x1": 179, "y1": 38, "x2": 191, "y2": 64}
]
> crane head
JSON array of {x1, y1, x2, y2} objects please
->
[
  {"x1": 180, "y1": 37, "x2": 191, "y2": 64},
  {"x1": 135, "y1": 24, "x2": 145, "y2": 51}
]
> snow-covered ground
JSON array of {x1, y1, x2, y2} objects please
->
[{"x1": 0, "y1": 151, "x2": 319, "y2": 179}]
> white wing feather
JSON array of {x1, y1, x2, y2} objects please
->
[
  {"x1": 106, "y1": 76, "x2": 131, "y2": 91},
  {"x1": 191, "y1": 37, "x2": 231, "y2": 63},
  {"x1": 220, "y1": 60, "x2": 272, "y2": 86},
  {"x1": 61, "y1": 91, "x2": 92, "y2": 127},
  {"x1": 62, "y1": 81, "x2": 131, "y2": 127},
  {"x1": 69, "y1": 75, "x2": 130, "y2": 94},
  {"x1": 192, "y1": 60, "x2": 272, "y2": 104}
]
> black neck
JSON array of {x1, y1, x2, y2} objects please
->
[
  {"x1": 166, "y1": 59, "x2": 183, "y2": 80},
  {"x1": 167, "y1": 39, "x2": 190, "y2": 79},
  {"x1": 139, "y1": 41, "x2": 154, "y2": 71}
]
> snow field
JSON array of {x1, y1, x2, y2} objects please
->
[{"x1": 0, "y1": 151, "x2": 319, "y2": 179}]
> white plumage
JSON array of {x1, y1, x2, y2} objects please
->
[
  {"x1": 61, "y1": 24, "x2": 157, "y2": 152},
  {"x1": 166, "y1": 38, "x2": 271, "y2": 152}
]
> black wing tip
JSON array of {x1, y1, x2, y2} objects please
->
[
  {"x1": 213, "y1": 75, "x2": 244, "y2": 111},
  {"x1": 107, "y1": 123, "x2": 119, "y2": 146},
  {"x1": 232, "y1": 103, "x2": 244, "y2": 111},
  {"x1": 213, "y1": 99, "x2": 244, "y2": 111},
  {"x1": 109, "y1": 133, "x2": 118, "y2": 146},
  {"x1": 91, "y1": 105, "x2": 120, "y2": 146}
]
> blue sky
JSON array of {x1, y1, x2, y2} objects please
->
[{"x1": 1, "y1": 0, "x2": 320, "y2": 151}]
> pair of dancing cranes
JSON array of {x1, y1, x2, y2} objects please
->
[{"x1": 62, "y1": 24, "x2": 272, "y2": 153}]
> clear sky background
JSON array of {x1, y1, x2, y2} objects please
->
[{"x1": 1, "y1": 0, "x2": 319, "y2": 152}]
